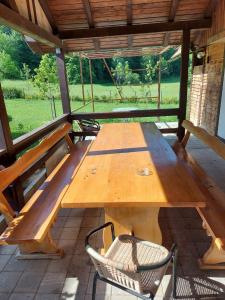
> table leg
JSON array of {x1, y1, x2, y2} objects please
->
[{"x1": 103, "y1": 207, "x2": 162, "y2": 251}]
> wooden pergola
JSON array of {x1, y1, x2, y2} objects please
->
[{"x1": 0, "y1": 0, "x2": 217, "y2": 165}]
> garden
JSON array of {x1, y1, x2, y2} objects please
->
[{"x1": 0, "y1": 25, "x2": 188, "y2": 139}]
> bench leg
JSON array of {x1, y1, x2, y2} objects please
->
[
  {"x1": 199, "y1": 238, "x2": 225, "y2": 269},
  {"x1": 16, "y1": 232, "x2": 64, "y2": 260}
]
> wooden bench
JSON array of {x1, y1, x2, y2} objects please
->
[
  {"x1": 173, "y1": 120, "x2": 225, "y2": 269},
  {"x1": 0, "y1": 123, "x2": 91, "y2": 259}
]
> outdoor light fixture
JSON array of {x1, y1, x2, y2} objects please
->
[{"x1": 196, "y1": 50, "x2": 206, "y2": 59}]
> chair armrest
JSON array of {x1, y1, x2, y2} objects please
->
[{"x1": 85, "y1": 222, "x2": 115, "y2": 248}]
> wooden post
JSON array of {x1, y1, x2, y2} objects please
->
[
  {"x1": 55, "y1": 48, "x2": 71, "y2": 114},
  {"x1": 157, "y1": 55, "x2": 161, "y2": 121},
  {"x1": 102, "y1": 58, "x2": 124, "y2": 101},
  {"x1": 0, "y1": 84, "x2": 24, "y2": 209},
  {"x1": 89, "y1": 59, "x2": 95, "y2": 112},
  {"x1": 79, "y1": 55, "x2": 85, "y2": 105},
  {"x1": 0, "y1": 84, "x2": 14, "y2": 160},
  {"x1": 178, "y1": 29, "x2": 190, "y2": 141}
]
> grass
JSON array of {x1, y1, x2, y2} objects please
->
[
  {"x1": 2, "y1": 79, "x2": 180, "y2": 139},
  {"x1": 1, "y1": 79, "x2": 180, "y2": 100}
]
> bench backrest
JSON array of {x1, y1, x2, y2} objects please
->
[
  {"x1": 0, "y1": 122, "x2": 72, "y2": 222},
  {"x1": 181, "y1": 120, "x2": 225, "y2": 161}
]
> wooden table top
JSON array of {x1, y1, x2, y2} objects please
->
[{"x1": 61, "y1": 122, "x2": 206, "y2": 208}]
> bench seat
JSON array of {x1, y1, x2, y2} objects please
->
[
  {"x1": 173, "y1": 120, "x2": 225, "y2": 269},
  {"x1": 0, "y1": 141, "x2": 90, "y2": 245},
  {"x1": 0, "y1": 123, "x2": 91, "y2": 258}
]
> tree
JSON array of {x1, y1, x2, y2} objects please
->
[
  {"x1": 33, "y1": 54, "x2": 58, "y2": 98},
  {"x1": 66, "y1": 55, "x2": 80, "y2": 84},
  {"x1": 0, "y1": 25, "x2": 40, "y2": 77},
  {"x1": 32, "y1": 54, "x2": 59, "y2": 118},
  {"x1": 0, "y1": 50, "x2": 20, "y2": 79}
]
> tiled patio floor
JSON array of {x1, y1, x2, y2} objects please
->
[{"x1": 0, "y1": 136, "x2": 225, "y2": 300}]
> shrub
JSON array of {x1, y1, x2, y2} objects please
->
[
  {"x1": 3, "y1": 87, "x2": 24, "y2": 99},
  {"x1": 161, "y1": 97, "x2": 178, "y2": 104},
  {"x1": 7, "y1": 114, "x2": 12, "y2": 122},
  {"x1": 71, "y1": 95, "x2": 83, "y2": 102},
  {"x1": 100, "y1": 95, "x2": 108, "y2": 102}
]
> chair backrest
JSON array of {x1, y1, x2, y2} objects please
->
[
  {"x1": 0, "y1": 122, "x2": 72, "y2": 223},
  {"x1": 86, "y1": 234, "x2": 175, "y2": 294},
  {"x1": 78, "y1": 119, "x2": 100, "y2": 132},
  {"x1": 181, "y1": 120, "x2": 225, "y2": 160}
]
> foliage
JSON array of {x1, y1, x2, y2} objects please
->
[
  {"x1": 144, "y1": 57, "x2": 156, "y2": 83},
  {"x1": 20, "y1": 63, "x2": 32, "y2": 81},
  {"x1": 32, "y1": 54, "x2": 59, "y2": 99},
  {"x1": 66, "y1": 55, "x2": 81, "y2": 84},
  {"x1": 0, "y1": 50, "x2": 20, "y2": 79},
  {"x1": 2, "y1": 87, "x2": 24, "y2": 99},
  {"x1": 112, "y1": 60, "x2": 140, "y2": 85},
  {"x1": 0, "y1": 26, "x2": 40, "y2": 78}
]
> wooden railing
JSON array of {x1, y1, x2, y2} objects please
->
[
  {"x1": 12, "y1": 114, "x2": 69, "y2": 155},
  {"x1": 71, "y1": 108, "x2": 179, "y2": 120}
]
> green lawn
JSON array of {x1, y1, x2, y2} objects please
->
[
  {"x1": 2, "y1": 79, "x2": 180, "y2": 139},
  {"x1": 1, "y1": 79, "x2": 180, "y2": 100},
  {"x1": 5, "y1": 99, "x2": 178, "y2": 139}
]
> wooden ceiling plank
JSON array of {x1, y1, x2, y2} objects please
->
[
  {"x1": 0, "y1": 3, "x2": 62, "y2": 48},
  {"x1": 82, "y1": 0, "x2": 94, "y2": 28},
  {"x1": 38, "y1": 0, "x2": 58, "y2": 33},
  {"x1": 59, "y1": 19, "x2": 212, "y2": 40}
]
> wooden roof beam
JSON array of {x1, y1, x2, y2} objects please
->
[
  {"x1": 2, "y1": 0, "x2": 18, "y2": 11},
  {"x1": 128, "y1": 35, "x2": 133, "y2": 49},
  {"x1": 205, "y1": 0, "x2": 219, "y2": 18},
  {"x1": 93, "y1": 38, "x2": 100, "y2": 50},
  {"x1": 37, "y1": 0, "x2": 58, "y2": 34},
  {"x1": 194, "y1": 0, "x2": 219, "y2": 46},
  {"x1": 168, "y1": 0, "x2": 180, "y2": 21},
  {"x1": 60, "y1": 19, "x2": 212, "y2": 40},
  {"x1": 163, "y1": 0, "x2": 180, "y2": 46},
  {"x1": 82, "y1": 0, "x2": 94, "y2": 28},
  {"x1": 127, "y1": 0, "x2": 132, "y2": 26},
  {"x1": 0, "y1": 3, "x2": 62, "y2": 48}
]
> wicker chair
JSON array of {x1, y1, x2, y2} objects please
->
[
  {"x1": 77, "y1": 119, "x2": 100, "y2": 141},
  {"x1": 85, "y1": 222, "x2": 178, "y2": 300}
]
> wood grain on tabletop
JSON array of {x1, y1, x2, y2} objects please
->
[{"x1": 61, "y1": 122, "x2": 207, "y2": 208}]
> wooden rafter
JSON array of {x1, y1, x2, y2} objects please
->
[
  {"x1": 163, "y1": 0, "x2": 180, "y2": 46},
  {"x1": 38, "y1": 0, "x2": 58, "y2": 33},
  {"x1": 0, "y1": 3, "x2": 62, "y2": 48},
  {"x1": 127, "y1": 0, "x2": 132, "y2": 26},
  {"x1": 205, "y1": 0, "x2": 219, "y2": 18},
  {"x1": 93, "y1": 38, "x2": 100, "y2": 51},
  {"x1": 2, "y1": 0, "x2": 18, "y2": 11},
  {"x1": 127, "y1": 0, "x2": 133, "y2": 49},
  {"x1": 194, "y1": 0, "x2": 219, "y2": 46},
  {"x1": 31, "y1": 0, "x2": 38, "y2": 25},
  {"x1": 26, "y1": 0, "x2": 32, "y2": 21},
  {"x1": 82, "y1": 0, "x2": 94, "y2": 28},
  {"x1": 60, "y1": 19, "x2": 212, "y2": 40},
  {"x1": 168, "y1": 0, "x2": 180, "y2": 21},
  {"x1": 128, "y1": 35, "x2": 133, "y2": 49}
]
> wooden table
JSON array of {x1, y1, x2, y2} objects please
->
[{"x1": 61, "y1": 123, "x2": 206, "y2": 250}]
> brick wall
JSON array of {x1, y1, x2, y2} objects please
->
[
  {"x1": 189, "y1": 44, "x2": 225, "y2": 135},
  {"x1": 189, "y1": 0, "x2": 225, "y2": 135}
]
